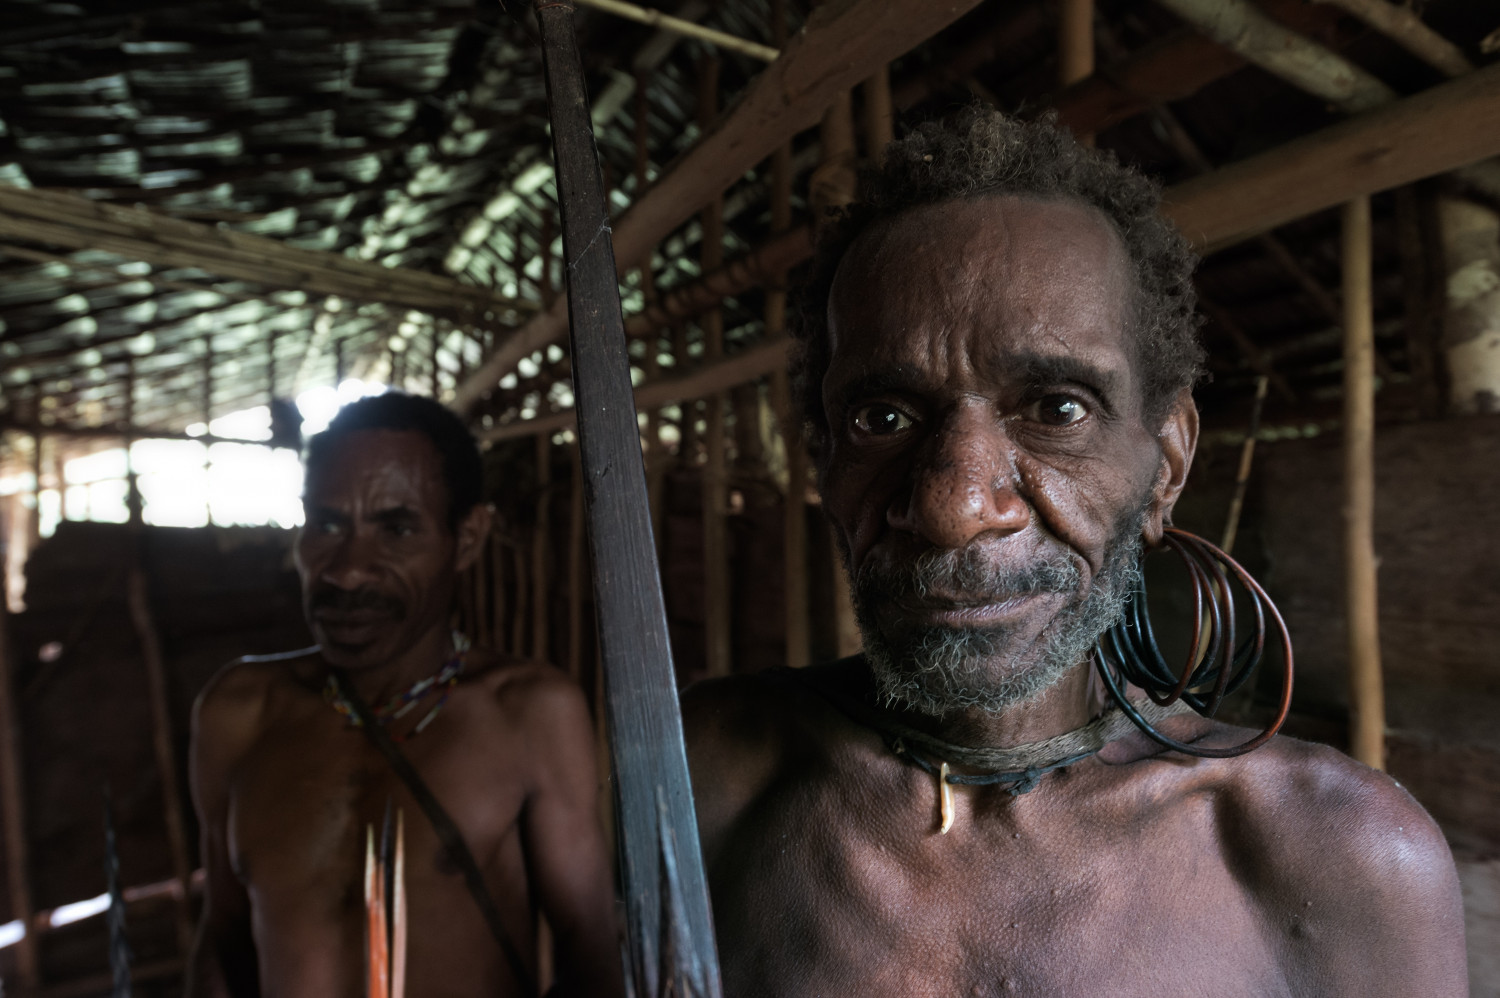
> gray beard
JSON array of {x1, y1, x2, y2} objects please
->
[{"x1": 851, "y1": 519, "x2": 1144, "y2": 718}]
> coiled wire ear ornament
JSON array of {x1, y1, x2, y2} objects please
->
[{"x1": 1093, "y1": 527, "x2": 1294, "y2": 758}]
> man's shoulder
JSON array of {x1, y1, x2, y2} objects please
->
[
  {"x1": 195, "y1": 648, "x2": 319, "y2": 719},
  {"x1": 1222, "y1": 732, "x2": 1458, "y2": 909},
  {"x1": 463, "y1": 650, "x2": 591, "y2": 729}
]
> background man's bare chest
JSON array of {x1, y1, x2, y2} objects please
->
[{"x1": 226, "y1": 706, "x2": 525, "y2": 907}]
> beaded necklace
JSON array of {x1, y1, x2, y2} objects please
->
[{"x1": 324, "y1": 632, "x2": 470, "y2": 743}]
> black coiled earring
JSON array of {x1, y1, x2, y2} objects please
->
[{"x1": 1093, "y1": 527, "x2": 1294, "y2": 758}]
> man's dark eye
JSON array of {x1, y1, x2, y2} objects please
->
[
  {"x1": 1034, "y1": 395, "x2": 1088, "y2": 426},
  {"x1": 851, "y1": 403, "x2": 915, "y2": 436}
]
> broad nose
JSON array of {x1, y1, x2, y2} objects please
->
[
  {"x1": 318, "y1": 528, "x2": 382, "y2": 591},
  {"x1": 887, "y1": 406, "x2": 1029, "y2": 549}
]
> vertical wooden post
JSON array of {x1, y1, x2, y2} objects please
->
[
  {"x1": 698, "y1": 55, "x2": 733, "y2": 679},
  {"x1": 634, "y1": 75, "x2": 667, "y2": 543},
  {"x1": 0, "y1": 581, "x2": 39, "y2": 989},
  {"x1": 1220, "y1": 374, "x2": 1269, "y2": 557},
  {"x1": 122, "y1": 364, "x2": 196, "y2": 954},
  {"x1": 29, "y1": 429, "x2": 42, "y2": 550},
  {"x1": 532, "y1": 434, "x2": 551, "y2": 664},
  {"x1": 1060, "y1": 0, "x2": 1095, "y2": 144},
  {"x1": 767, "y1": 0, "x2": 809, "y2": 668},
  {"x1": 430, "y1": 327, "x2": 442, "y2": 400},
  {"x1": 491, "y1": 535, "x2": 508, "y2": 653},
  {"x1": 1342, "y1": 195, "x2": 1385, "y2": 771},
  {"x1": 674, "y1": 325, "x2": 698, "y2": 460},
  {"x1": 810, "y1": 90, "x2": 857, "y2": 217},
  {"x1": 203, "y1": 336, "x2": 214, "y2": 525},
  {"x1": 511, "y1": 544, "x2": 528, "y2": 659},
  {"x1": 568, "y1": 444, "x2": 586, "y2": 682},
  {"x1": 861, "y1": 64, "x2": 893, "y2": 166}
]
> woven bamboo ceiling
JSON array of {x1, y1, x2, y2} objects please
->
[{"x1": 1, "y1": 0, "x2": 1498, "y2": 441}]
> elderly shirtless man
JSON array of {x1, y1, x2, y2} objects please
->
[
  {"x1": 684, "y1": 109, "x2": 1467, "y2": 996},
  {"x1": 188, "y1": 393, "x2": 622, "y2": 997}
]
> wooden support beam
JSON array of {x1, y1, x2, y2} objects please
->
[
  {"x1": 1059, "y1": 0, "x2": 1094, "y2": 88},
  {"x1": 0, "y1": 601, "x2": 39, "y2": 991},
  {"x1": 1162, "y1": 63, "x2": 1500, "y2": 250},
  {"x1": 568, "y1": 446, "x2": 586, "y2": 681},
  {"x1": 623, "y1": 226, "x2": 814, "y2": 339},
  {"x1": 125, "y1": 564, "x2": 195, "y2": 955},
  {"x1": 452, "y1": 0, "x2": 988, "y2": 413},
  {"x1": 532, "y1": 434, "x2": 551, "y2": 664},
  {"x1": 572, "y1": 0, "x2": 779, "y2": 61},
  {"x1": 1342, "y1": 195, "x2": 1384, "y2": 771},
  {"x1": 1153, "y1": 0, "x2": 1396, "y2": 113},
  {"x1": 699, "y1": 56, "x2": 733, "y2": 680},
  {"x1": 861, "y1": 64, "x2": 894, "y2": 166},
  {"x1": 481, "y1": 339, "x2": 791, "y2": 442},
  {"x1": 1312, "y1": 0, "x2": 1473, "y2": 78},
  {"x1": 0, "y1": 186, "x2": 535, "y2": 319}
]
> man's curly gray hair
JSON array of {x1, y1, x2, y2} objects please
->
[{"x1": 791, "y1": 105, "x2": 1205, "y2": 456}]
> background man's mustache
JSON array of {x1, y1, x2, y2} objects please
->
[
  {"x1": 309, "y1": 586, "x2": 406, "y2": 617},
  {"x1": 857, "y1": 544, "x2": 1082, "y2": 606}
]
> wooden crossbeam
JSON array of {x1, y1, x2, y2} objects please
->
[
  {"x1": 1163, "y1": 62, "x2": 1500, "y2": 250},
  {"x1": 480, "y1": 338, "x2": 789, "y2": 442},
  {"x1": 0, "y1": 185, "x2": 537, "y2": 319},
  {"x1": 481, "y1": 64, "x2": 1500, "y2": 438},
  {"x1": 450, "y1": 0, "x2": 988, "y2": 414}
]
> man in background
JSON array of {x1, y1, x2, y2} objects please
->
[{"x1": 188, "y1": 392, "x2": 622, "y2": 997}]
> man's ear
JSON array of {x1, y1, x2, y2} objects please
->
[
  {"x1": 453, "y1": 502, "x2": 493, "y2": 573},
  {"x1": 1143, "y1": 391, "x2": 1199, "y2": 547}
]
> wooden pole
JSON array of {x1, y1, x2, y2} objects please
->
[
  {"x1": 571, "y1": 0, "x2": 779, "y2": 61},
  {"x1": 1342, "y1": 195, "x2": 1385, "y2": 771},
  {"x1": 532, "y1": 434, "x2": 551, "y2": 663},
  {"x1": 1220, "y1": 375, "x2": 1270, "y2": 557},
  {"x1": 861, "y1": 64, "x2": 893, "y2": 166},
  {"x1": 699, "y1": 56, "x2": 733, "y2": 680},
  {"x1": 511, "y1": 544, "x2": 528, "y2": 659},
  {"x1": 1059, "y1": 0, "x2": 1094, "y2": 86},
  {"x1": 124, "y1": 502, "x2": 195, "y2": 955},
  {"x1": 533, "y1": 5, "x2": 723, "y2": 990},
  {"x1": 0, "y1": 600, "x2": 40, "y2": 990},
  {"x1": 568, "y1": 445, "x2": 586, "y2": 682},
  {"x1": 1059, "y1": 0, "x2": 1094, "y2": 144},
  {"x1": 635, "y1": 76, "x2": 668, "y2": 544},
  {"x1": 769, "y1": 0, "x2": 808, "y2": 670}
]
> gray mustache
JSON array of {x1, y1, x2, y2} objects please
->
[{"x1": 857, "y1": 544, "x2": 1082, "y2": 608}]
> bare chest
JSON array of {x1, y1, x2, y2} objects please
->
[
  {"x1": 226, "y1": 705, "x2": 530, "y2": 947},
  {"x1": 707, "y1": 757, "x2": 1290, "y2": 998}
]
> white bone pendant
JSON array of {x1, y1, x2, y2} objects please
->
[{"x1": 938, "y1": 762, "x2": 955, "y2": 834}]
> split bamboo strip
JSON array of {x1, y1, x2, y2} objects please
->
[
  {"x1": 572, "y1": 0, "x2": 779, "y2": 61},
  {"x1": 1219, "y1": 375, "x2": 1270, "y2": 556},
  {"x1": 1341, "y1": 195, "x2": 1385, "y2": 771}
]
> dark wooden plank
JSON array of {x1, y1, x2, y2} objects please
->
[{"x1": 533, "y1": 6, "x2": 723, "y2": 996}]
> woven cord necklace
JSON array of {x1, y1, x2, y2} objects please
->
[{"x1": 324, "y1": 631, "x2": 470, "y2": 743}]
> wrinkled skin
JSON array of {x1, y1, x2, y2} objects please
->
[
  {"x1": 684, "y1": 198, "x2": 1467, "y2": 997},
  {"x1": 188, "y1": 430, "x2": 623, "y2": 998}
]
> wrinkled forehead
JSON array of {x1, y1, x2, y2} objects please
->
[
  {"x1": 827, "y1": 196, "x2": 1135, "y2": 379},
  {"x1": 304, "y1": 428, "x2": 448, "y2": 514}
]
